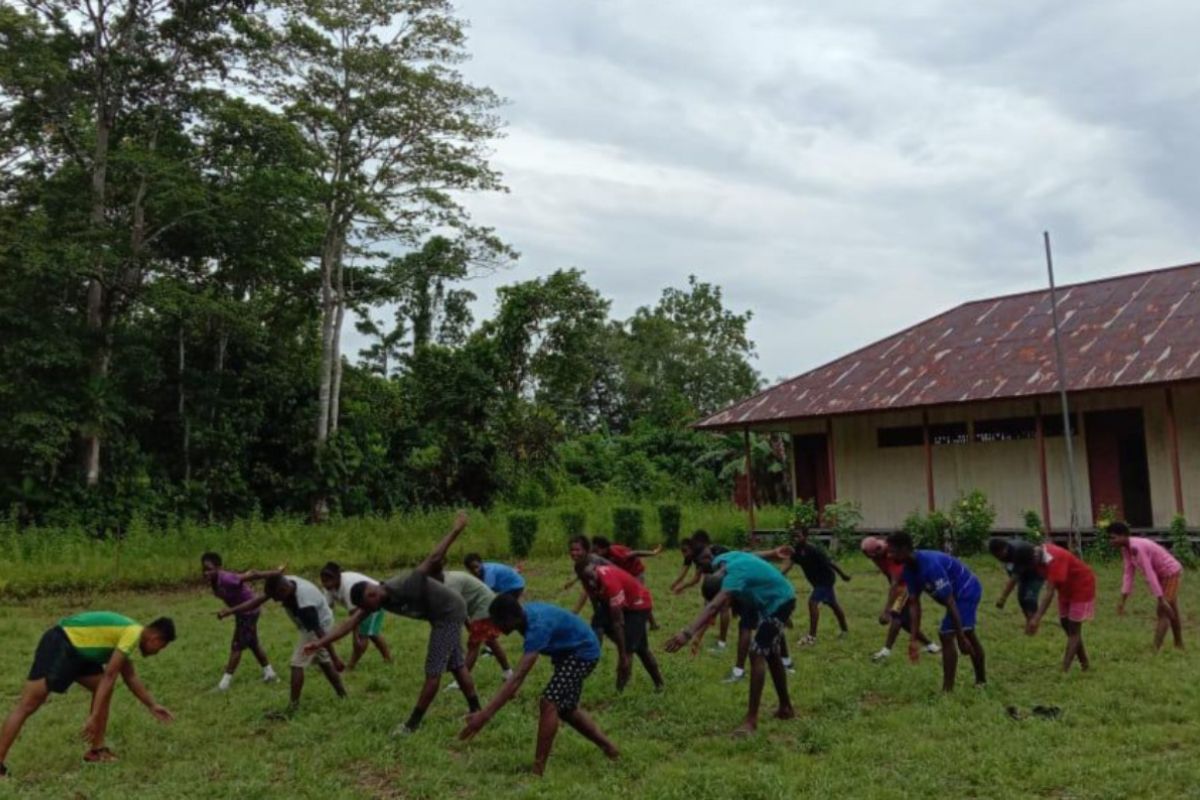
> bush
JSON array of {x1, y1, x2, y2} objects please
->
[
  {"x1": 903, "y1": 509, "x2": 951, "y2": 550},
  {"x1": 790, "y1": 498, "x2": 819, "y2": 531},
  {"x1": 507, "y1": 513, "x2": 539, "y2": 558},
  {"x1": 1170, "y1": 514, "x2": 1197, "y2": 569},
  {"x1": 949, "y1": 489, "x2": 995, "y2": 555},
  {"x1": 1021, "y1": 509, "x2": 1045, "y2": 543},
  {"x1": 559, "y1": 509, "x2": 587, "y2": 540},
  {"x1": 1087, "y1": 505, "x2": 1121, "y2": 561},
  {"x1": 612, "y1": 506, "x2": 644, "y2": 548},
  {"x1": 657, "y1": 504, "x2": 682, "y2": 547},
  {"x1": 823, "y1": 500, "x2": 862, "y2": 553},
  {"x1": 510, "y1": 479, "x2": 549, "y2": 510}
]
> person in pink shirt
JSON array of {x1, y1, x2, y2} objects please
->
[{"x1": 1110, "y1": 522, "x2": 1184, "y2": 651}]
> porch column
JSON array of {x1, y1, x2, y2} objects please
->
[
  {"x1": 1166, "y1": 386, "x2": 1185, "y2": 516},
  {"x1": 825, "y1": 418, "x2": 838, "y2": 502},
  {"x1": 743, "y1": 427, "x2": 757, "y2": 532},
  {"x1": 922, "y1": 410, "x2": 935, "y2": 512},
  {"x1": 1035, "y1": 401, "x2": 1052, "y2": 533}
]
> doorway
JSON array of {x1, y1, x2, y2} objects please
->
[
  {"x1": 793, "y1": 433, "x2": 833, "y2": 521},
  {"x1": 1084, "y1": 408, "x2": 1153, "y2": 527}
]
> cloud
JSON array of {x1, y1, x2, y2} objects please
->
[{"x1": 348, "y1": 1, "x2": 1200, "y2": 384}]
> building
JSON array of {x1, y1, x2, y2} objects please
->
[{"x1": 696, "y1": 262, "x2": 1200, "y2": 532}]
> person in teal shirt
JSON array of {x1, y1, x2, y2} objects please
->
[{"x1": 667, "y1": 551, "x2": 796, "y2": 736}]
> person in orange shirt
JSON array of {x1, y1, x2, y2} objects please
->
[{"x1": 1022, "y1": 543, "x2": 1096, "y2": 672}]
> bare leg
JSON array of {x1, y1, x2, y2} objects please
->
[
  {"x1": 648, "y1": 610, "x2": 659, "y2": 631},
  {"x1": 486, "y1": 638, "x2": 512, "y2": 672},
  {"x1": 317, "y1": 661, "x2": 347, "y2": 697},
  {"x1": 465, "y1": 640, "x2": 483, "y2": 671},
  {"x1": 450, "y1": 666, "x2": 480, "y2": 710},
  {"x1": 766, "y1": 653, "x2": 794, "y2": 719},
  {"x1": 718, "y1": 607, "x2": 731, "y2": 643},
  {"x1": 807, "y1": 601, "x2": 820, "y2": 638},
  {"x1": 964, "y1": 631, "x2": 986, "y2": 684},
  {"x1": 635, "y1": 643, "x2": 665, "y2": 688},
  {"x1": 413, "y1": 675, "x2": 441, "y2": 716},
  {"x1": 75, "y1": 674, "x2": 112, "y2": 752},
  {"x1": 224, "y1": 648, "x2": 244, "y2": 675},
  {"x1": 561, "y1": 706, "x2": 619, "y2": 759},
  {"x1": 348, "y1": 633, "x2": 369, "y2": 671},
  {"x1": 289, "y1": 666, "x2": 305, "y2": 707},
  {"x1": 370, "y1": 635, "x2": 393, "y2": 663},
  {"x1": 1154, "y1": 606, "x2": 1170, "y2": 652},
  {"x1": 885, "y1": 616, "x2": 903, "y2": 649},
  {"x1": 533, "y1": 699, "x2": 561, "y2": 776},
  {"x1": 0, "y1": 680, "x2": 49, "y2": 764},
  {"x1": 736, "y1": 652, "x2": 767, "y2": 735},
  {"x1": 1170, "y1": 599, "x2": 1184, "y2": 649},
  {"x1": 831, "y1": 603, "x2": 849, "y2": 633},
  {"x1": 736, "y1": 626, "x2": 751, "y2": 671},
  {"x1": 251, "y1": 643, "x2": 271, "y2": 669},
  {"x1": 939, "y1": 632, "x2": 958, "y2": 692},
  {"x1": 1060, "y1": 619, "x2": 1086, "y2": 672}
]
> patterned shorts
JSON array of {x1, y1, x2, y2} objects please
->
[
  {"x1": 231, "y1": 614, "x2": 260, "y2": 653},
  {"x1": 543, "y1": 656, "x2": 597, "y2": 714},
  {"x1": 425, "y1": 621, "x2": 466, "y2": 678},
  {"x1": 752, "y1": 599, "x2": 796, "y2": 656}
]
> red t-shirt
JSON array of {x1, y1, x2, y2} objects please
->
[
  {"x1": 596, "y1": 565, "x2": 653, "y2": 611},
  {"x1": 872, "y1": 555, "x2": 905, "y2": 581},
  {"x1": 605, "y1": 545, "x2": 645, "y2": 577},
  {"x1": 1040, "y1": 544, "x2": 1096, "y2": 603}
]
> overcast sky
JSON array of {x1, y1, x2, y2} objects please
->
[{"x1": 356, "y1": 0, "x2": 1200, "y2": 385}]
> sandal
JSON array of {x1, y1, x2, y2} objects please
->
[
  {"x1": 798, "y1": 635, "x2": 817, "y2": 647},
  {"x1": 83, "y1": 747, "x2": 118, "y2": 763}
]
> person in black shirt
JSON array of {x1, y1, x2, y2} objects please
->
[
  {"x1": 771, "y1": 528, "x2": 850, "y2": 646},
  {"x1": 988, "y1": 537, "x2": 1045, "y2": 623}
]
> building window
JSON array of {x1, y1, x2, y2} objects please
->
[
  {"x1": 930, "y1": 422, "x2": 969, "y2": 446},
  {"x1": 877, "y1": 426, "x2": 924, "y2": 448},
  {"x1": 974, "y1": 417, "x2": 1036, "y2": 443}
]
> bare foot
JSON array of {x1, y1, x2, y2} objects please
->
[
  {"x1": 774, "y1": 706, "x2": 796, "y2": 720},
  {"x1": 604, "y1": 745, "x2": 620, "y2": 761}
]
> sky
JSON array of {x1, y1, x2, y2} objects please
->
[{"x1": 354, "y1": 0, "x2": 1200, "y2": 385}]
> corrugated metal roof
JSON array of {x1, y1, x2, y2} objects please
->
[{"x1": 697, "y1": 261, "x2": 1200, "y2": 429}]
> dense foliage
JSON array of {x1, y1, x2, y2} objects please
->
[{"x1": 0, "y1": 1, "x2": 779, "y2": 531}]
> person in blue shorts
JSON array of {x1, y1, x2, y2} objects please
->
[
  {"x1": 667, "y1": 550, "x2": 796, "y2": 736},
  {"x1": 464, "y1": 554, "x2": 525, "y2": 600},
  {"x1": 768, "y1": 527, "x2": 851, "y2": 646},
  {"x1": 987, "y1": 537, "x2": 1046, "y2": 624},
  {"x1": 459, "y1": 597, "x2": 618, "y2": 776},
  {"x1": 886, "y1": 531, "x2": 986, "y2": 692}
]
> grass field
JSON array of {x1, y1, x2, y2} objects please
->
[{"x1": 2, "y1": 554, "x2": 1199, "y2": 799}]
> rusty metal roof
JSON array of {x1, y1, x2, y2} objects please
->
[{"x1": 697, "y1": 261, "x2": 1200, "y2": 430}]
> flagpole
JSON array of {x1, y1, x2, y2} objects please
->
[{"x1": 1044, "y1": 231, "x2": 1082, "y2": 552}]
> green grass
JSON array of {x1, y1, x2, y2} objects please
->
[{"x1": 2, "y1": 555, "x2": 1199, "y2": 799}]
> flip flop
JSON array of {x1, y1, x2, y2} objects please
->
[
  {"x1": 1006, "y1": 705, "x2": 1026, "y2": 721},
  {"x1": 1032, "y1": 705, "x2": 1062, "y2": 720}
]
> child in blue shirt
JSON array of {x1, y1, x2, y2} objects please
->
[
  {"x1": 460, "y1": 599, "x2": 617, "y2": 776},
  {"x1": 464, "y1": 554, "x2": 525, "y2": 599},
  {"x1": 886, "y1": 531, "x2": 986, "y2": 692}
]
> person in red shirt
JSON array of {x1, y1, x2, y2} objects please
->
[
  {"x1": 860, "y1": 537, "x2": 939, "y2": 661},
  {"x1": 590, "y1": 537, "x2": 663, "y2": 630},
  {"x1": 579, "y1": 562, "x2": 664, "y2": 691},
  {"x1": 1021, "y1": 543, "x2": 1096, "y2": 672}
]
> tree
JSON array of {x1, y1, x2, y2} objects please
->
[{"x1": 254, "y1": 0, "x2": 511, "y2": 518}]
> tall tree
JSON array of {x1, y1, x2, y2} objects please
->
[{"x1": 255, "y1": 0, "x2": 510, "y2": 517}]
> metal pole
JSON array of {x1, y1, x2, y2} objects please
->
[{"x1": 1044, "y1": 231, "x2": 1082, "y2": 552}]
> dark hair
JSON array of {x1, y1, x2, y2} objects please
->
[
  {"x1": 1108, "y1": 521, "x2": 1131, "y2": 536},
  {"x1": 147, "y1": 617, "x2": 177, "y2": 643},
  {"x1": 886, "y1": 530, "x2": 914, "y2": 551},
  {"x1": 464, "y1": 553, "x2": 483, "y2": 567},
  {"x1": 201, "y1": 552, "x2": 222, "y2": 568},
  {"x1": 319, "y1": 561, "x2": 342, "y2": 580},
  {"x1": 568, "y1": 536, "x2": 591, "y2": 551},
  {"x1": 679, "y1": 537, "x2": 693, "y2": 549},
  {"x1": 264, "y1": 574, "x2": 287, "y2": 596},
  {"x1": 987, "y1": 537, "x2": 1010, "y2": 559},
  {"x1": 489, "y1": 593, "x2": 524, "y2": 628},
  {"x1": 701, "y1": 575, "x2": 724, "y2": 602},
  {"x1": 691, "y1": 530, "x2": 711, "y2": 546},
  {"x1": 591, "y1": 536, "x2": 611, "y2": 549},
  {"x1": 348, "y1": 581, "x2": 369, "y2": 607}
]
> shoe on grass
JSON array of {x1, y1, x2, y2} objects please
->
[
  {"x1": 721, "y1": 669, "x2": 745, "y2": 684},
  {"x1": 924, "y1": 643, "x2": 941, "y2": 654},
  {"x1": 443, "y1": 680, "x2": 460, "y2": 692},
  {"x1": 391, "y1": 723, "x2": 418, "y2": 738},
  {"x1": 872, "y1": 647, "x2": 891, "y2": 662},
  {"x1": 798, "y1": 635, "x2": 817, "y2": 647}
]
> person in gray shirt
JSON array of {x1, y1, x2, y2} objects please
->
[{"x1": 303, "y1": 511, "x2": 477, "y2": 735}]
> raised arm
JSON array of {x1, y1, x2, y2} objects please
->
[
  {"x1": 631, "y1": 546, "x2": 664, "y2": 558},
  {"x1": 237, "y1": 565, "x2": 285, "y2": 583},
  {"x1": 120, "y1": 660, "x2": 173, "y2": 723},
  {"x1": 218, "y1": 593, "x2": 269, "y2": 619},
  {"x1": 460, "y1": 650, "x2": 539, "y2": 740},
  {"x1": 417, "y1": 511, "x2": 470, "y2": 575}
]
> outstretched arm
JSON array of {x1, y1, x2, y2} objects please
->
[
  {"x1": 834, "y1": 562, "x2": 852, "y2": 582},
  {"x1": 460, "y1": 651, "x2": 539, "y2": 740},
  {"x1": 218, "y1": 593, "x2": 269, "y2": 619},
  {"x1": 666, "y1": 590, "x2": 733, "y2": 652},
  {"x1": 631, "y1": 546, "x2": 664, "y2": 558},
  {"x1": 303, "y1": 608, "x2": 368, "y2": 654},
  {"x1": 121, "y1": 660, "x2": 173, "y2": 723},
  {"x1": 1028, "y1": 584, "x2": 1057, "y2": 635},
  {"x1": 417, "y1": 511, "x2": 469, "y2": 575},
  {"x1": 81, "y1": 651, "x2": 128, "y2": 745},
  {"x1": 674, "y1": 570, "x2": 703, "y2": 594},
  {"x1": 237, "y1": 566, "x2": 285, "y2": 583},
  {"x1": 996, "y1": 577, "x2": 1016, "y2": 609}
]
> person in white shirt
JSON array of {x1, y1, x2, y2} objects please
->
[{"x1": 319, "y1": 562, "x2": 393, "y2": 670}]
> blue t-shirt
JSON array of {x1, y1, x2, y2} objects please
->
[
  {"x1": 521, "y1": 603, "x2": 601, "y2": 661},
  {"x1": 714, "y1": 552, "x2": 796, "y2": 617},
  {"x1": 482, "y1": 562, "x2": 526, "y2": 594},
  {"x1": 903, "y1": 551, "x2": 980, "y2": 605}
]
